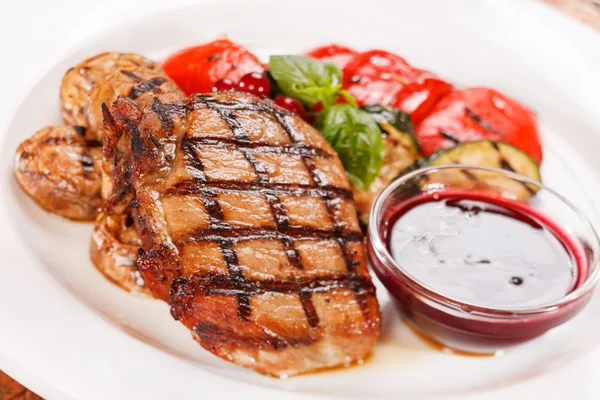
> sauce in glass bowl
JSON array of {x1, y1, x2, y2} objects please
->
[
  {"x1": 387, "y1": 191, "x2": 582, "y2": 309},
  {"x1": 367, "y1": 166, "x2": 600, "y2": 353}
]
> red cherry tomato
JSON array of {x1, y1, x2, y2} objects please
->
[
  {"x1": 274, "y1": 96, "x2": 306, "y2": 119},
  {"x1": 342, "y1": 50, "x2": 452, "y2": 122},
  {"x1": 415, "y1": 87, "x2": 543, "y2": 163},
  {"x1": 162, "y1": 39, "x2": 265, "y2": 95},
  {"x1": 237, "y1": 72, "x2": 271, "y2": 97},
  {"x1": 305, "y1": 44, "x2": 358, "y2": 69},
  {"x1": 311, "y1": 102, "x2": 324, "y2": 113},
  {"x1": 212, "y1": 78, "x2": 237, "y2": 92},
  {"x1": 302, "y1": 102, "x2": 323, "y2": 125}
]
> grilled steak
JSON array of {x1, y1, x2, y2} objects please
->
[
  {"x1": 87, "y1": 64, "x2": 181, "y2": 290},
  {"x1": 92, "y1": 68, "x2": 183, "y2": 199},
  {"x1": 103, "y1": 90, "x2": 381, "y2": 376},
  {"x1": 14, "y1": 125, "x2": 102, "y2": 220}
]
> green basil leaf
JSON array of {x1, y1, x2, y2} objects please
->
[
  {"x1": 269, "y1": 55, "x2": 342, "y2": 108},
  {"x1": 317, "y1": 104, "x2": 385, "y2": 190}
]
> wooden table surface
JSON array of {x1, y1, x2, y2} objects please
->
[
  {"x1": 542, "y1": 0, "x2": 600, "y2": 29},
  {"x1": 1, "y1": 0, "x2": 599, "y2": 399}
]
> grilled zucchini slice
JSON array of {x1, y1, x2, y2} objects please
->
[
  {"x1": 362, "y1": 104, "x2": 420, "y2": 154},
  {"x1": 429, "y1": 140, "x2": 540, "y2": 180},
  {"x1": 402, "y1": 140, "x2": 541, "y2": 200}
]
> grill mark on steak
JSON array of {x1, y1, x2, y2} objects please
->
[
  {"x1": 183, "y1": 226, "x2": 362, "y2": 245},
  {"x1": 185, "y1": 266, "x2": 375, "y2": 350},
  {"x1": 128, "y1": 77, "x2": 167, "y2": 100},
  {"x1": 240, "y1": 145, "x2": 304, "y2": 270},
  {"x1": 152, "y1": 98, "x2": 187, "y2": 132},
  {"x1": 197, "y1": 191, "x2": 231, "y2": 231},
  {"x1": 220, "y1": 241, "x2": 252, "y2": 321},
  {"x1": 194, "y1": 322, "x2": 296, "y2": 350},
  {"x1": 179, "y1": 135, "x2": 251, "y2": 320},
  {"x1": 179, "y1": 271, "x2": 377, "y2": 332},
  {"x1": 299, "y1": 292, "x2": 319, "y2": 328},
  {"x1": 186, "y1": 136, "x2": 331, "y2": 158},
  {"x1": 196, "y1": 96, "x2": 316, "y2": 323},
  {"x1": 242, "y1": 151, "x2": 304, "y2": 271},
  {"x1": 168, "y1": 178, "x2": 353, "y2": 200},
  {"x1": 215, "y1": 109, "x2": 251, "y2": 143},
  {"x1": 273, "y1": 113, "x2": 371, "y2": 320},
  {"x1": 192, "y1": 95, "x2": 372, "y2": 320},
  {"x1": 192, "y1": 95, "x2": 289, "y2": 115},
  {"x1": 264, "y1": 193, "x2": 305, "y2": 272},
  {"x1": 108, "y1": 91, "x2": 380, "y2": 372},
  {"x1": 190, "y1": 273, "x2": 375, "y2": 297},
  {"x1": 181, "y1": 138, "x2": 208, "y2": 181}
]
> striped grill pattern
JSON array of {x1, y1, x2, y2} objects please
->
[
  {"x1": 171, "y1": 94, "x2": 371, "y2": 328},
  {"x1": 108, "y1": 90, "x2": 380, "y2": 376}
]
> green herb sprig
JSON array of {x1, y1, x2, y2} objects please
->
[{"x1": 269, "y1": 55, "x2": 384, "y2": 190}]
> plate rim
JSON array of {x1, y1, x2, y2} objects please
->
[{"x1": 1, "y1": 1, "x2": 600, "y2": 399}]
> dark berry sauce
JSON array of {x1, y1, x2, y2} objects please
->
[{"x1": 386, "y1": 191, "x2": 582, "y2": 309}]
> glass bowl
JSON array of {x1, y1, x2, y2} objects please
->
[{"x1": 367, "y1": 165, "x2": 600, "y2": 353}]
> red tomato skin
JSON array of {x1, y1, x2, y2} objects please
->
[
  {"x1": 343, "y1": 50, "x2": 415, "y2": 104},
  {"x1": 237, "y1": 72, "x2": 271, "y2": 97},
  {"x1": 273, "y1": 96, "x2": 306, "y2": 119},
  {"x1": 342, "y1": 50, "x2": 452, "y2": 122},
  {"x1": 415, "y1": 87, "x2": 543, "y2": 163},
  {"x1": 392, "y1": 74, "x2": 454, "y2": 123},
  {"x1": 305, "y1": 44, "x2": 358, "y2": 68},
  {"x1": 162, "y1": 39, "x2": 264, "y2": 95}
]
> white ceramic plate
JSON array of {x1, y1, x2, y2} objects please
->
[{"x1": 2, "y1": 0, "x2": 600, "y2": 399}]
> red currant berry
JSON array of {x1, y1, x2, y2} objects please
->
[
  {"x1": 211, "y1": 78, "x2": 236, "y2": 92},
  {"x1": 303, "y1": 101, "x2": 323, "y2": 125},
  {"x1": 312, "y1": 101, "x2": 324, "y2": 112},
  {"x1": 237, "y1": 72, "x2": 271, "y2": 97},
  {"x1": 274, "y1": 96, "x2": 306, "y2": 119}
]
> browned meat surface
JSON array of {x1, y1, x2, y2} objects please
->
[
  {"x1": 91, "y1": 68, "x2": 183, "y2": 199},
  {"x1": 86, "y1": 64, "x2": 181, "y2": 291},
  {"x1": 88, "y1": 66, "x2": 182, "y2": 143},
  {"x1": 16, "y1": 51, "x2": 181, "y2": 292},
  {"x1": 60, "y1": 52, "x2": 161, "y2": 136},
  {"x1": 14, "y1": 125, "x2": 102, "y2": 220},
  {"x1": 90, "y1": 212, "x2": 149, "y2": 295},
  {"x1": 103, "y1": 90, "x2": 381, "y2": 376}
]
